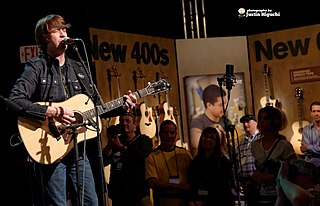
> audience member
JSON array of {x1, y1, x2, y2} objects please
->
[
  {"x1": 103, "y1": 112, "x2": 153, "y2": 206},
  {"x1": 235, "y1": 114, "x2": 260, "y2": 203},
  {"x1": 301, "y1": 101, "x2": 320, "y2": 169},
  {"x1": 275, "y1": 160, "x2": 320, "y2": 206},
  {"x1": 189, "y1": 84, "x2": 226, "y2": 157},
  {"x1": 251, "y1": 106, "x2": 296, "y2": 205},
  {"x1": 187, "y1": 126, "x2": 236, "y2": 206},
  {"x1": 145, "y1": 120, "x2": 193, "y2": 206},
  {"x1": 212, "y1": 123, "x2": 229, "y2": 157}
]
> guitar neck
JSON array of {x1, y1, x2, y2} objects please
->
[
  {"x1": 84, "y1": 88, "x2": 149, "y2": 120},
  {"x1": 263, "y1": 73, "x2": 271, "y2": 104},
  {"x1": 297, "y1": 99, "x2": 302, "y2": 128},
  {"x1": 165, "y1": 92, "x2": 170, "y2": 105}
]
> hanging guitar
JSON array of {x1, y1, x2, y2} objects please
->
[
  {"x1": 153, "y1": 72, "x2": 161, "y2": 146},
  {"x1": 17, "y1": 79, "x2": 170, "y2": 164},
  {"x1": 137, "y1": 67, "x2": 157, "y2": 139},
  {"x1": 290, "y1": 87, "x2": 309, "y2": 155},
  {"x1": 174, "y1": 107, "x2": 188, "y2": 149},
  {"x1": 260, "y1": 64, "x2": 278, "y2": 107},
  {"x1": 158, "y1": 68, "x2": 177, "y2": 125},
  {"x1": 111, "y1": 65, "x2": 121, "y2": 125},
  {"x1": 105, "y1": 68, "x2": 113, "y2": 125}
]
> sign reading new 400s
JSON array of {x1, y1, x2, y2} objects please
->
[{"x1": 90, "y1": 34, "x2": 170, "y2": 66}]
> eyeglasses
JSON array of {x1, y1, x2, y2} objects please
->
[
  {"x1": 49, "y1": 27, "x2": 67, "y2": 34},
  {"x1": 201, "y1": 136, "x2": 216, "y2": 142}
]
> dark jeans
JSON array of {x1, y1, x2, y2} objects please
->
[{"x1": 33, "y1": 152, "x2": 99, "y2": 206}]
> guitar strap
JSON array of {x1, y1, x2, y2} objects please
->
[
  {"x1": 257, "y1": 138, "x2": 281, "y2": 196},
  {"x1": 265, "y1": 138, "x2": 281, "y2": 163}
]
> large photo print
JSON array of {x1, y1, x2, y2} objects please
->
[{"x1": 184, "y1": 72, "x2": 247, "y2": 156}]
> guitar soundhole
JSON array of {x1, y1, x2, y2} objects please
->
[
  {"x1": 74, "y1": 112, "x2": 83, "y2": 124},
  {"x1": 266, "y1": 102, "x2": 273, "y2": 107}
]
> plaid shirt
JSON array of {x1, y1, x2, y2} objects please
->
[{"x1": 237, "y1": 130, "x2": 260, "y2": 178}]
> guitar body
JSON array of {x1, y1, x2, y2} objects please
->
[
  {"x1": 139, "y1": 102, "x2": 157, "y2": 138},
  {"x1": 18, "y1": 94, "x2": 101, "y2": 164},
  {"x1": 291, "y1": 120, "x2": 309, "y2": 155},
  {"x1": 260, "y1": 97, "x2": 277, "y2": 108},
  {"x1": 159, "y1": 101, "x2": 176, "y2": 124}
]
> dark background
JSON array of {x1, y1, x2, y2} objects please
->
[{"x1": 2, "y1": 0, "x2": 319, "y2": 204}]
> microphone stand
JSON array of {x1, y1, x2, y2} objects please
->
[
  {"x1": 72, "y1": 42, "x2": 107, "y2": 206},
  {"x1": 217, "y1": 76, "x2": 241, "y2": 204},
  {"x1": 62, "y1": 122, "x2": 90, "y2": 206}
]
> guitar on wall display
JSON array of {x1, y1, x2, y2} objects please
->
[
  {"x1": 17, "y1": 79, "x2": 170, "y2": 164},
  {"x1": 174, "y1": 107, "x2": 188, "y2": 149},
  {"x1": 111, "y1": 65, "x2": 121, "y2": 125},
  {"x1": 260, "y1": 64, "x2": 278, "y2": 107},
  {"x1": 137, "y1": 67, "x2": 157, "y2": 139},
  {"x1": 158, "y1": 69, "x2": 177, "y2": 125},
  {"x1": 290, "y1": 87, "x2": 309, "y2": 155},
  {"x1": 106, "y1": 68, "x2": 113, "y2": 125}
]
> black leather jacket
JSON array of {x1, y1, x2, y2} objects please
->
[{"x1": 9, "y1": 54, "x2": 99, "y2": 118}]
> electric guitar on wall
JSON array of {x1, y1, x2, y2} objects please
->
[
  {"x1": 260, "y1": 64, "x2": 277, "y2": 107},
  {"x1": 290, "y1": 87, "x2": 309, "y2": 155},
  {"x1": 137, "y1": 68, "x2": 157, "y2": 139},
  {"x1": 17, "y1": 79, "x2": 170, "y2": 164}
]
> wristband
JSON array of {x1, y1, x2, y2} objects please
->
[{"x1": 277, "y1": 176, "x2": 287, "y2": 184}]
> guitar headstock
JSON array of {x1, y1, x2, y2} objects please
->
[
  {"x1": 295, "y1": 87, "x2": 303, "y2": 99},
  {"x1": 155, "y1": 72, "x2": 160, "y2": 81},
  {"x1": 263, "y1": 64, "x2": 270, "y2": 76},
  {"x1": 160, "y1": 68, "x2": 168, "y2": 80},
  {"x1": 112, "y1": 65, "x2": 121, "y2": 78},
  {"x1": 146, "y1": 79, "x2": 171, "y2": 95},
  {"x1": 137, "y1": 67, "x2": 146, "y2": 79},
  {"x1": 132, "y1": 70, "x2": 137, "y2": 82},
  {"x1": 106, "y1": 68, "x2": 112, "y2": 81}
]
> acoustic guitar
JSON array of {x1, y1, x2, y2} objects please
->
[
  {"x1": 260, "y1": 64, "x2": 277, "y2": 107},
  {"x1": 159, "y1": 69, "x2": 176, "y2": 125},
  {"x1": 290, "y1": 87, "x2": 309, "y2": 155},
  {"x1": 174, "y1": 107, "x2": 188, "y2": 149},
  {"x1": 137, "y1": 68, "x2": 157, "y2": 139},
  {"x1": 17, "y1": 79, "x2": 170, "y2": 164}
]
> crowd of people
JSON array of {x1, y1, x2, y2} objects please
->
[{"x1": 8, "y1": 13, "x2": 320, "y2": 206}]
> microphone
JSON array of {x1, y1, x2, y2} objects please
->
[
  {"x1": 224, "y1": 64, "x2": 236, "y2": 91},
  {"x1": 62, "y1": 38, "x2": 81, "y2": 45}
]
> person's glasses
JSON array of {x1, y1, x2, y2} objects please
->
[
  {"x1": 49, "y1": 27, "x2": 67, "y2": 34},
  {"x1": 201, "y1": 136, "x2": 216, "y2": 142}
]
